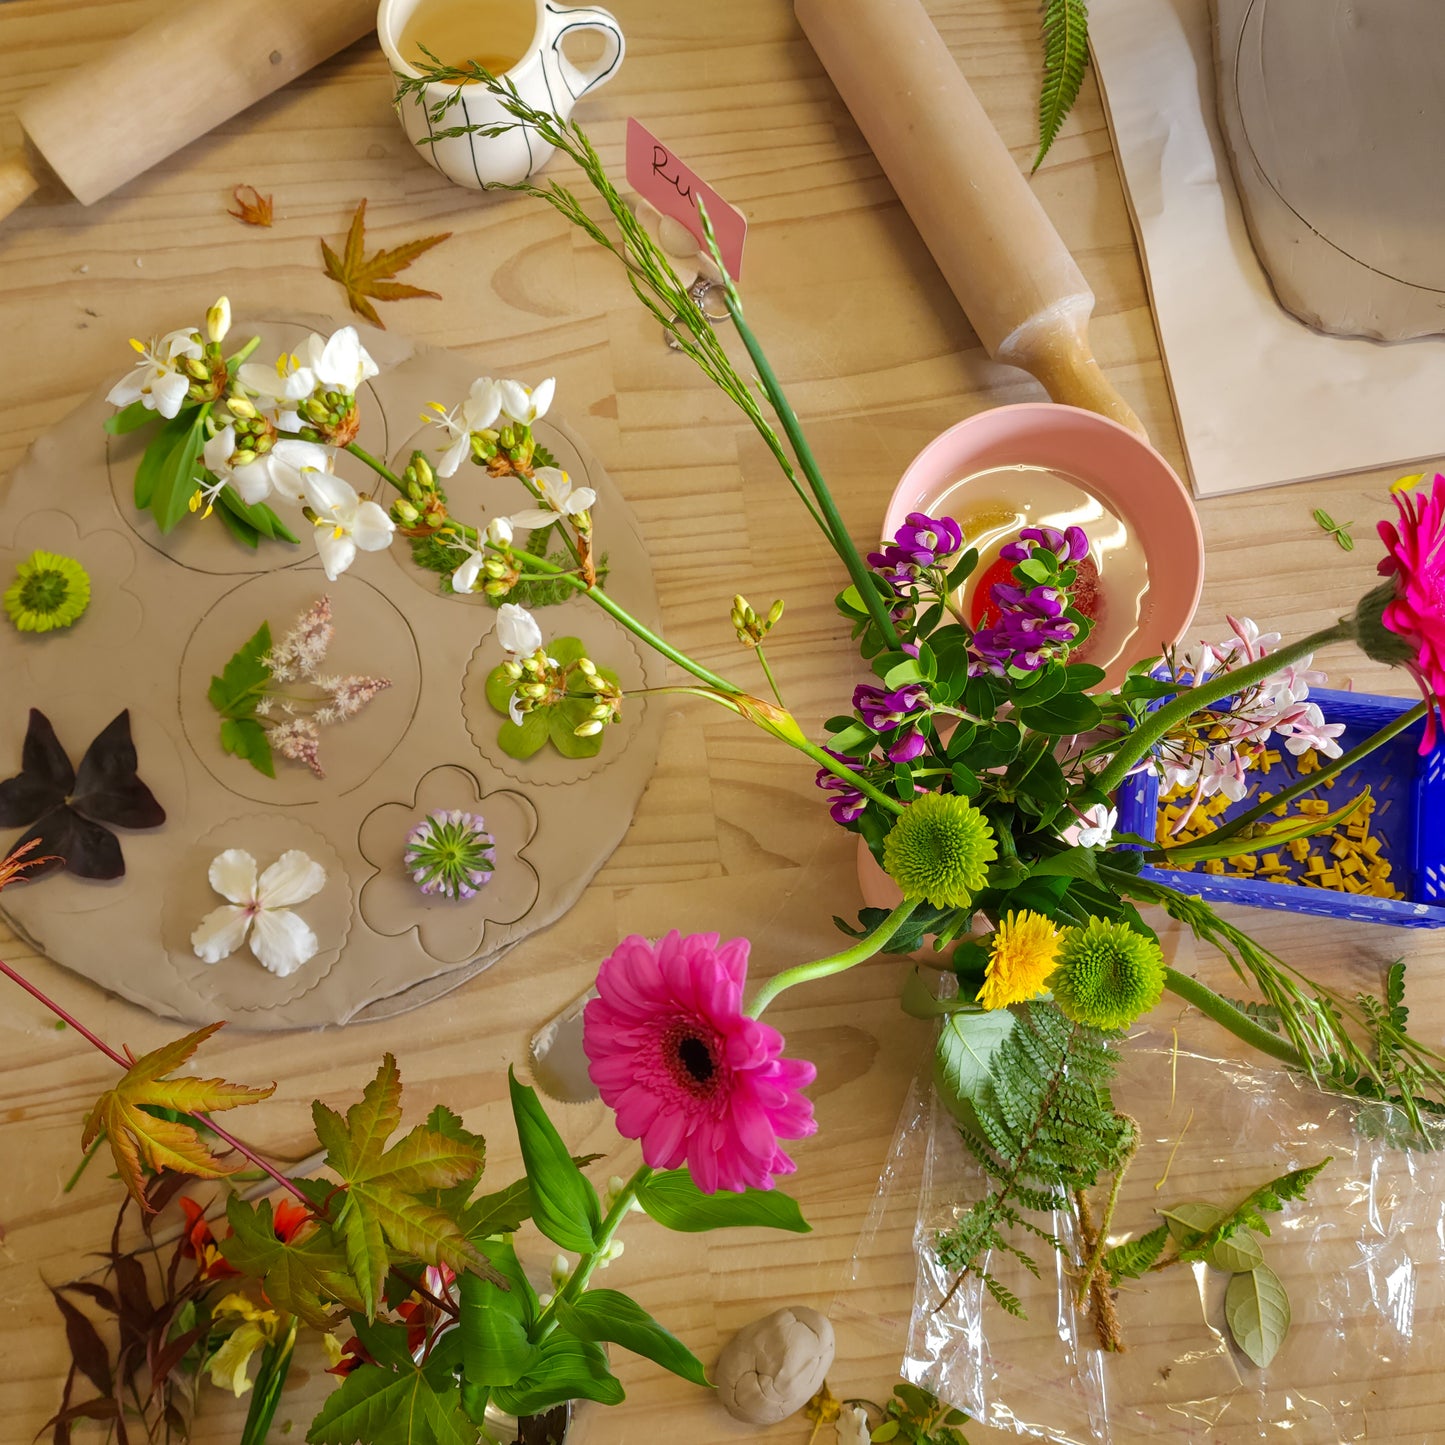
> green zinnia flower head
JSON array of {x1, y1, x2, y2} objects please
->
[
  {"x1": 1048, "y1": 918, "x2": 1166, "y2": 1032},
  {"x1": 881, "y1": 792, "x2": 998, "y2": 908},
  {"x1": 3, "y1": 551, "x2": 91, "y2": 634}
]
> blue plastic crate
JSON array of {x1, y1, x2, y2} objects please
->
[{"x1": 1115, "y1": 687, "x2": 1445, "y2": 927}]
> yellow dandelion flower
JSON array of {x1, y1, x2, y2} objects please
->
[{"x1": 976, "y1": 910, "x2": 1060, "y2": 1010}]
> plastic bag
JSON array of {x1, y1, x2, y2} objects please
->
[{"x1": 834, "y1": 1032, "x2": 1445, "y2": 1444}]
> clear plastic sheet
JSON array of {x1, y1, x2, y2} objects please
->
[{"x1": 834, "y1": 1034, "x2": 1445, "y2": 1444}]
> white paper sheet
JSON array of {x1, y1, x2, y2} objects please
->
[{"x1": 1088, "y1": 0, "x2": 1445, "y2": 497}]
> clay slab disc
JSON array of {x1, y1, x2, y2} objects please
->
[
  {"x1": 0, "y1": 319, "x2": 664, "y2": 1029},
  {"x1": 1214, "y1": 0, "x2": 1445, "y2": 339}
]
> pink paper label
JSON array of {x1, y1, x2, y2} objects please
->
[{"x1": 625, "y1": 117, "x2": 746, "y2": 279}]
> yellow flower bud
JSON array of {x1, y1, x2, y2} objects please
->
[{"x1": 205, "y1": 296, "x2": 232, "y2": 344}]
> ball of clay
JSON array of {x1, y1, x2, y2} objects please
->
[{"x1": 714, "y1": 1305, "x2": 836, "y2": 1425}]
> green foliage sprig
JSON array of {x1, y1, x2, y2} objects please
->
[
  {"x1": 1034, "y1": 0, "x2": 1091, "y2": 171},
  {"x1": 209, "y1": 621, "x2": 276, "y2": 777}
]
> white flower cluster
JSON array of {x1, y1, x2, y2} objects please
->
[{"x1": 1156, "y1": 616, "x2": 1345, "y2": 829}]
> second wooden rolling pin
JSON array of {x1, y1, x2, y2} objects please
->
[
  {"x1": 794, "y1": 0, "x2": 1144, "y2": 436},
  {"x1": 0, "y1": 0, "x2": 376, "y2": 228}
]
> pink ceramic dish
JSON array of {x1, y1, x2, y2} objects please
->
[{"x1": 882, "y1": 403, "x2": 1204, "y2": 692}]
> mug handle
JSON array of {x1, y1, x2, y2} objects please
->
[{"x1": 540, "y1": 2, "x2": 625, "y2": 99}]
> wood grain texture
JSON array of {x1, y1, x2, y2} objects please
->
[{"x1": 0, "y1": 2, "x2": 1441, "y2": 1442}]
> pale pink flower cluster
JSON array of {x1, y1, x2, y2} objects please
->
[
  {"x1": 1155, "y1": 616, "x2": 1344, "y2": 834},
  {"x1": 265, "y1": 597, "x2": 334, "y2": 682}
]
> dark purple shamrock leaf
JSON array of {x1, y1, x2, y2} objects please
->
[
  {"x1": 71, "y1": 711, "x2": 166, "y2": 829},
  {"x1": 0, "y1": 709, "x2": 74, "y2": 827},
  {"x1": 0, "y1": 709, "x2": 165, "y2": 881}
]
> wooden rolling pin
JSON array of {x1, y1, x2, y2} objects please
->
[
  {"x1": 0, "y1": 0, "x2": 376, "y2": 226},
  {"x1": 794, "y1": 0, "x2": 1144, "y2": 436}
]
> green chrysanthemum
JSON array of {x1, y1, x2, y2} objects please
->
[
  {"x1": 881, "y1": 792, "x2": 998, "y2": 908},
  {"x1": 3, "y1": 551, "x2": 91, "y2": 634},
  {"x1": 1048, "y1": 918, "x2": 1166, "y2": 1032}
]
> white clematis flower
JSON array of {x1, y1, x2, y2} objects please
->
[
  {"x1": 262, "y1": 440, "x2": 337, "y2": 507},
  {"x1": 1059, "y1": 803, "x2": 1118, "y2": 850},
  {"x1": 301, "y1": 326, "x2": 380, "y2": 394},
  {"x1": 423, "y1": 377, "x2": 512, "y2": 478},
  {"x1": 190, "y1": 849, "x2": 327, "y2": 977},
  {"x1": 107, "y1": 328, "x2": 204, "y2": 419},
  {"x1": 302, "y1": 471, "x2": 395, "y2": 580},
  {"x1": 452, "y1": 544, "x2": 485, "y2": 597},
  {"x1": 496, "y1": 376, "x2": 555, "y2": 425},
  {"x1": 509, "y1": 467, "x2": 597, "y2": 529},
  {"x1": 497, "y1": 602, "x2": 543, "y2": 655}
]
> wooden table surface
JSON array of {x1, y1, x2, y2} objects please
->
[{"x1": 2, "y1": 3, "x2": 1442, "y2": 1443}]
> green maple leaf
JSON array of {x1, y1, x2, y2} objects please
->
[
  {"x1": 313, "y1": 1055, "x2": 501, "y2": 1317},
  {"x1": 219, "y1": 1197, "x2": 365, "y2": 1328},
  {"x1": 308, "y1": 1358, "x2": 476, "y2": 1445}
]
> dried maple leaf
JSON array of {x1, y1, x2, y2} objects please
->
[
  {"x1": 320, "y1": 198, "x2": 451, "y2": 329},
  {"x1": 81, "y1": 1022, "x2": 275, "y2": 1210},
  {"x1": 228, "y1": 184, "x2": 274, "y2": 227}
]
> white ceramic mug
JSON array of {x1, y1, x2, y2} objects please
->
[{"x1": 377, "y1": 0, "x2": 624, "y2": 188}]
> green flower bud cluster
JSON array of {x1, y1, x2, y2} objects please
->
[
  {"x1": 297, "y1": 388, "x2": 360, "y2": 444},
  {"x1": 500, "y1": 648, "x2": 567, "y2": 717},
  {"x1": 215, "y1": 403, "x2": 277, "y2": 466},
  {"x1": 571, "y1": 655, "x2": 622, "y2": 737},
  {"x1": 731, "y1": 594, "x2": 785, "y2": 649},
  {"x1": 389, "y1": 452, "x2": 448, "y2": 532}
]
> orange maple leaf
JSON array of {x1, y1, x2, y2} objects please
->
[
  {"x1": 80, "y1": 1022, "x2": 275, "y2": 1210},
  {"x1": 319, "y1": 198, "x2": 452, "y2": 329},
  {"x1": 228, "y1": 184, "x2": 274, "y2": 227}
]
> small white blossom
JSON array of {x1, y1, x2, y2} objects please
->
[
  {"x1": 1276, "y1": 702, "x2": 1347, "y2": 759},
  {"x1": 486, "y1": 516, "x2": 514, "y2": 547},
  {"x1": 302, "y1": 471, "x2": 396, "y2": 580},
  {"x1": 201, "y1": 426, "x2": 272, "y2": 507},
  {"x1": 451, "y1": 544, "x2": 485, "y2": 597},
  {"x1": 496, "y1": 603, "x2": 543, "y2": 655},
  {"x1": 190, "y1": 849, "x2": 326, "y2": 977},
  {"x1": 1059, "y1": 803, "x2": 1118, "y2": 850},
  {"x1": 496, "y1": 376, "x2": 555, "y2": 425},
  {"x1": 107, "y1": 328, "x2": 203, "y2": 419},
  {"x1": 509, "y1": 467, "x2": 597, "y2": 529}
]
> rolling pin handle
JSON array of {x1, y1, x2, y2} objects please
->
[
  {"x1": 0, "y1": 149, "x2": 41, "y2": 226},
  {"x1": 999, "y1": 307, "x2": 1147, "y2": 438}
]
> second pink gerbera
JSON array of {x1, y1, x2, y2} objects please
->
[
  {"x1": 1376, "y1": 474, "x2": 1445, "y2": 752},
  {"x1": 582, "y1": 930, "x2": 817, "y2": 1194}
]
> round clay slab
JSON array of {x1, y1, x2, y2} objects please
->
[{"x1": 0, "y1": 317, "x2": 664, "y2": 1028}]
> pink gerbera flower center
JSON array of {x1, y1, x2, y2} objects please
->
[{"x1": 666, "y1": 1021, "x2": 722, "y2": 1094}]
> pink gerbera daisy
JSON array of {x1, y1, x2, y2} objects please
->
[
  {"x1": 582, "y1": 931, "x2": 817, "y2": 1194},
  {"x1": 1376, "y1": 474, "x2": 1445, "y2": 752}
]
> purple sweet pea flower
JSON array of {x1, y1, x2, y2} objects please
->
[
  {"x1": 887, "y1": 728, "x2": 928, "y2": 763},
  {"x1": 814, "y1": 746, "x2": 870, "y2": 826},
  {"x1": 853, "y1": 682, "x2": 929, "y2": 731},
  {"x1": 866, "y1": 543, "x2": 919, "y2": 589},
  {"x1": 891, "y1": 511, "x2": 964, "y2": 567}
]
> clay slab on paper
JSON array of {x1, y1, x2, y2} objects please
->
[
  {"x1": 1214, "y1": 0, "x2": 1445, "y2": 340},
  {"x1": 0, "y1": 319, "x2": 664, "y2": 1030}
]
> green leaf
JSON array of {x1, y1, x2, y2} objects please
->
[
  {"x1": 1225, "y1": 1263, "x2": 1291, "y2": 1368},
  {"x1": 208, "y1": 622, "x2": 273, "y2": 719},
  {"x1": 104, "y1": 400, "x2": 159, "y2": 435},
  {"x1": 131, "y1": 414, "x2": 190, "y2": 509},
  {"x1": 214, "y1": 498, "x2": 262, "y2": 549},
  {"x1": 307, "y1": 1360, "x2": 477, "y2": 1445},
  {"x1": 314, "y1": 1054, "x2": 499, "y2": 1319},
  {"x1": 217, "y1": 484, "x2": 301, "y2": 545},
  {"x1": 496, "y1": 710, "x2": 549, "y2": 761},
  {"x1": 219, "y1": 1198, "x2": 364, "y2": 1329},
  {"x1": 934, "y1": 1011, "x2": 1016, "y2": 1121},
  {"x1": 489, "y1": 1334, "x2": 624, "y2": 1417},
  {"x1": 1160, "y1": 1201, "x2": 1226, "y2": 1246},
  {"x1": 1173, "y1": 1159, "x2": 1331, "y2": 1262},
  {"x1": 153, "y1": 414, "x2": 207, "y2": 534},
  {"x1": 547, "y1": 699, "x2": 605, "y2": 758},
  {"x1": 219, "y1": 717, "x2": 276, "y2": 778},
  {"x1": 634, "y1": 1169, "x2": 810, "y2": 1234},
  {"x1": 508, "y1": 1070, "x2": 602, "y2": 1253},
  {"x1": 1063, "y1": 662, "x2": 1107, "y2": 691},
  {"x1": 1014, "y1": 691, "x2": 1103, "y2": 735},
  {"x1": 461, "y1": 1180, "x2": 533, "y2": 1240},
  {"x1": 458, "y1": 1244, "x2": 536, "y2": 1389},
  {"x1": 484, "y1": 664, "x2": 516, "y2": 716},
  {"x1": 884, "y1": 658, "x2": 927, "y2": 690},
  {"x1": 555, "y1": 1288, "x2": 710, "y2": 1387},
  {"x1": 1103, "y1": 1223, "x2": 1169, "y2": 1283},
  {"x1": 1028, "y1": 847, "x2": 1099, "y2": 881},
  {"x1": 547, "y1": 636, "x2": 588, "y2": 667},
  {"x1": 1206, "y1": 1229, "x2": 1265, "y2": 1274}
]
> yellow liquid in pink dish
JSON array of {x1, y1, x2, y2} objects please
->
[{"x1": 932, "y1": 464, "x2": 1151, "y2": 672}]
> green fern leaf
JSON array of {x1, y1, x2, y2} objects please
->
[{"x1": 1034, "y1": 0, "x2": 1090, "y2": 171}]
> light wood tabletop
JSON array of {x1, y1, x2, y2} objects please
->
[{"x1": 2, "y1": 2, "x2": 1442, "y2": 1443}]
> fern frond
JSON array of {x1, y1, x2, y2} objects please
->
[
  {"x1": 936, "y1": 1002, "x2": 1128, "y2": 1315},
  {"x1": 1033, "y1": 0, "x2": 1090, "y2": 171}
]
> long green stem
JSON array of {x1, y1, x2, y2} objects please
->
[
  {"x1": 344, "y1": 441, "x2": 405, "y2": 490},
  {"x1": 535, "y1": 1166, "x2": 652, "y2": 1340},
  {"x1": 754, "y1": 643, "x2": 785, "y2": 707},
  {"x1": 1162, "y1": 966, "x2": 1308, "y2": 1070},
  {"x1": 747, "y1": 898, "x2": 921, "y2": 1017},
  {"x1": 1093, "y1": 624, "x2": 1353, "y2": 798},
  {"x1": 718, "y1": 277, "x2": 902, "y2": 652},
  {"x1": 1184, "y1": 701, "x2": 1427, "y2": 854}
]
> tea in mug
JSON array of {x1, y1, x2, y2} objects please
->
[{"x1": 397, "y1": 0, "x2": 534, "y2": 76}]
